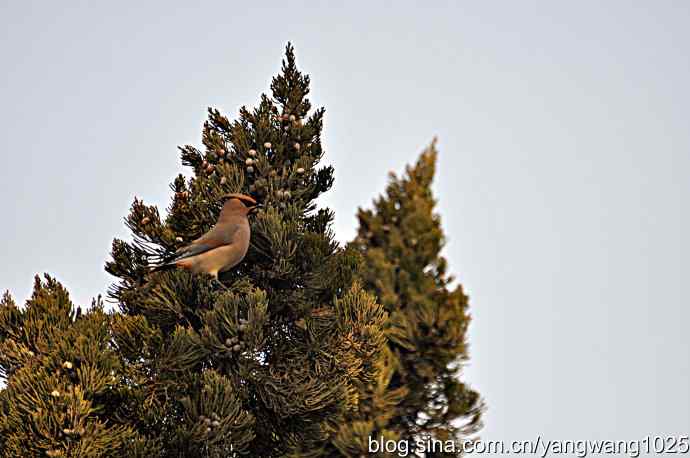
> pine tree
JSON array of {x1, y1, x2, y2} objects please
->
[
  {"x1": 0, "y1": 275, "x2": 152, "y2": 457},
  {"x1": 103, "y1": 44, "x2": 388, "y2": 457},
  {"x1": 1, "y1": 46, "x2": 484, "y2": 458},
  {"x1": 350, "y1": 141, "x2": 483, "y2": 456}
]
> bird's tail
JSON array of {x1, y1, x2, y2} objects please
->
[{"x1": 148, "y1": 261, "x2": 177, "y2": 274}]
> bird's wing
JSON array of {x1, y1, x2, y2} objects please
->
[{"x1": 169, "y1": 223, "x2": 240, "y2": 262}]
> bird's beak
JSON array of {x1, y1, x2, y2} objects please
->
[{"x1": 249, "y1": 203, "x2": 262, "y2": 214}]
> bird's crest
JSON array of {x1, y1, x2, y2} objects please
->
[{"x1": 223, "y1": 193, "x2": 257, "y2": 206}]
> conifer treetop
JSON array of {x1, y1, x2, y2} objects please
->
[
  {"x1": 351, "y1": 140, "x2": 483, "y2": 447},
  {"x1": 101, "y1": 44, "x2": 388, "y2": 457}
]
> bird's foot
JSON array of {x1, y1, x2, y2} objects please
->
[{"x1": 212, "y1": 278, "x2": 228, "y2": 290}]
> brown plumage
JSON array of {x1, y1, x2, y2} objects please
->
[{"x1": 154, "y1": 193, "x2": 259, "y2": 278}]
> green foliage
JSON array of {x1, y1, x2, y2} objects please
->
[
  {"x1": 102, "y1": 44, "x2": 388, "y2": 457},
  {"x1": 0, "y1": 275, "x2": 153, "y2": 457},
  {"x1": 348, "y1": 141, "x2": 484, "y2": 456},
  {"x1": 1, "y1": 45, "x2": 483, "y2": 457}
]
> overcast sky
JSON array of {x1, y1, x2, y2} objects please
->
[{"x1": 2, "y1": 0, "x2": 688, "y2": 450}]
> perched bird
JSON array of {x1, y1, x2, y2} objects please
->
[{"x1": 153, "y1": 193, "x2": 259, "y2": 279}]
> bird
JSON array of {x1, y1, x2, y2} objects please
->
[{"x1": 152, "y1": 193, "x2": 260, "y2": 281}]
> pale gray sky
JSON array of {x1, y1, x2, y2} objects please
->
[{"x1": 2, "y1": 0, "x2": 688, "y2": 450}]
